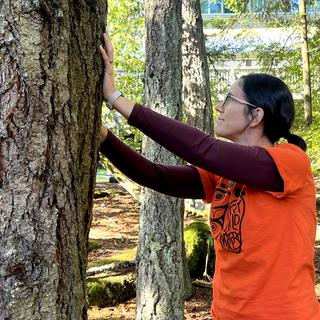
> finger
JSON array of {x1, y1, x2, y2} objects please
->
[
  {"x1": 103, "y1": 32, "x2": 114, "y2": 62},
  {"x1": 99, "y1": 45, "x2": 112, "y2": 66},
  {"x1": 103, "y1": 33, "x2": 114, "y2": 57}
]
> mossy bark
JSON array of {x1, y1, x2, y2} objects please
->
[{"x1": 0, "y1": 1, "x2": 106, "y2": 318}]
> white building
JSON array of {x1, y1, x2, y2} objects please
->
[{"x1": 201, "y1": 0, "x2": 320, "y2": 97}]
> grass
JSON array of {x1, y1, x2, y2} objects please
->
[
  {"x1": 96, "y1": 168, "x2": 112, "y2": 183},
  {"x1": 88, "y1": 240, "x2": 102, "y2": 252},
  {"x1": 96, "y1": 175, "x2": 109, "y2": 183},
  {"x1": 97, "y1": 168, "x2": 108, "y2": 175},
  {"x1": 87, "y1": 273, "x2": 135, "y2": 283},
  {"x1": 87, "y1": 247, "x2": 137, "y2": 269},
  {"x1": 185, "y1": 208, "x2": 210, "y2": 217}
]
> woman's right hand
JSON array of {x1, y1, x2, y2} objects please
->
[
  {"x1": 99, "y1": 32, "x2": 136, "y2": 119},
  {"x1": 99, "y1": 32, "x2": 116, "y2": 100}
]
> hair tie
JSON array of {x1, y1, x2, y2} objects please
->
[{"x1": 283, "y1": 131, "x2": 291, "y2": 139}]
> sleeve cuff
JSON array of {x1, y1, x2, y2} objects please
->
[{"x1": 127, "y1": 103, "x2": 143, "y2": 126}]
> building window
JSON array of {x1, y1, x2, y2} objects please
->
[
  {"x1": 291, "y1": 0, "x2": 299, "y2": 13},
  {"x1": 201, "y1": 0, "x2": 233, "y2": 15},
  {"x1": 201, "y1": 0, "x2": 209, "y2": 14},
  {"x1": 210, "y1": 0, "x2": 222, "y2": 14},
  {"x1": 200, "y1": 0, "x2": 320, "y2": 15},
  {"x1": 307, "y1": 0, "x2": 320, "y2": 13},
  {"x1": 250, "y1": 0, "x2": 264, "y2": 12}
]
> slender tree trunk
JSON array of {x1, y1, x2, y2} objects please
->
[
  {"x1": 0, "y1": 1, "x2": 106, "y2": 319},
  {"x1": 182, "y1": 0, "x2": 214, "y2": 135},
  {"x1": 136, "y1": 0, "x2": 184, "y2": 319},
  {"x1": 181, "y1": 0, "x2": 213, "y2": 270},
  {"x1": 299, "y1": 0, "x2": 312, "y2": 127}
]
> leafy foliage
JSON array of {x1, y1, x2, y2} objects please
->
[
  {"x1": 205, "y1": 2, "x2": 320, "y2": 173},
  {"x1": 254, "y1": 18, "x2": 320, "y2": 173},
  {"x1": 103, "y1": 0, "x2": 145, "y2": 151},
  {"x1": 223, "y1": 0, "x2": 248, "y2": 13},
  {"x1": 295, "y1": 108, "x2": 320, "y2": 174}
]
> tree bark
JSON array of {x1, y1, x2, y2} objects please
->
[
  {"x1": 299, "y1": 0, "x2": 312, "y2": 127},
  {"x1": 182, "y1": 0, "x2": 214, "y2": 135},
  {"x1": 0, "y1": 1, "x2": 106, "y2": 319},
  {"x1": 181, "y1": 1, "x2": 213, "y2": 286},
  {"x1": 136, "y1": 0, "x2": 184, "y2": 319}
]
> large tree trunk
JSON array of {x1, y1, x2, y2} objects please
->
[
  {"x1": 299, "y1": 0, "x2": 312, "y2": 127},
  {"x1": 182, "y1": 0, "x2": 214, "y2": 135},
  {"x1": 0, "y1": 1, "x2": 106, "y2": 319},
  {"x1": 136, "y1": 0, "x2": 184, "y2": 319}
]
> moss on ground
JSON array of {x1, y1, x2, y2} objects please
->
[
  {"x1": 87, "y1": 245, "x2": 137, "y2": 307},
  {"x1": 87, "y1": 274, "x2": 135, "y2": 307},
  {"x1": 86, "y1": 221, "x2": 215, "y2": 309},
  {"x1": 87, "y1": 240, "x2": 102, "y2": 253},
  {"x1": 184, "y1": 221, "x2": 213, "y2": 279}
]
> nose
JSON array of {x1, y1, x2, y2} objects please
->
[{"x1": 216, "y1": 101, "x2": 223, "y2": 113}]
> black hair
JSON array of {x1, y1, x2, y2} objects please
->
[{"x1": 240, "y1": 73, "x2": 307, "y2": 151}]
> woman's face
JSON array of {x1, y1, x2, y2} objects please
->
[{"x1": 215, "y1": 79, "x2": 255, "y2": 143}]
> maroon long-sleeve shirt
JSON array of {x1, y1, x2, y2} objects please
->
[{"x1": 100, "y1": 103, "x2": 283, "y2": 199}]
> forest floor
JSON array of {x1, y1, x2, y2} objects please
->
[{"x1": 87, "y1": 179, "x2": 320, "y2": 320}]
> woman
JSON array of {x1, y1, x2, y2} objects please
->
[{"x1": 99, "y1": 33, "x2": 320, "y2": 319}]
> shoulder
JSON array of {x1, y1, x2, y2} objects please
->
[
  {"x1": 265, "y1": 143, "x2": 310, "y2": 171},
  {"x1": 265, "y1": 143, "x2": 312, "y2": 197},
  {"x1": 196, "y1": 167, "x2": 219, "y2": 204}
]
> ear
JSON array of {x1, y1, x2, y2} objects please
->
[{"x1": 249, "y1": 107, "x2": 264, "y2": 128}]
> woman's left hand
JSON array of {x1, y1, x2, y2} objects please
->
[
  {"x1": 99, "y1": 32, "x2": 117, "y2": 100},
  {"x1": 100, "y1": 124, "x2": 108, "y2": 143}
]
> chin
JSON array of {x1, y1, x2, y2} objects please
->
[
  {"x1": 215, "y1": 128, "x2": 226, "y2": 139},
  {"x1": 215, "y1": 131, "x2": 233, "y2": 141}
]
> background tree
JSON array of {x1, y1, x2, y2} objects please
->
[
  {"x1": 181, "y1": 0, "x2": 214, "y2": 288},
  {"x1": 299, "y1": 0, "x2": 312, "y2": 126},
  {"x1": 136, "y1": 0, "x2": 185, "y2": 319},
  {"x1": 182, "y1": 0, "x2": 214, "y2": 134},
  {"x1": 0, "y1": 1, "x2": 106, "y2": 318},
  {"x1": 206, "y1": 0, "x2": 320, "y2": 173}
]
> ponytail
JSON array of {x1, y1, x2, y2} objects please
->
[{"x1": 284, "y1": 132, "x2": 307, "y2": 151}]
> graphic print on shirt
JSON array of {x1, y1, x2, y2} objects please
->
[{"x1": 209, "y1": 181, "x2": 246, "y2": 253}]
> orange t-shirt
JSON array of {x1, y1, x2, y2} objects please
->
[{"x1": 197, "y1": 143, "x2": 320, "y2": 320}]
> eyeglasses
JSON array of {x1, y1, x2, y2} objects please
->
[{"x1": 220, "y1": 93, "x2": 260, "y2": 110}]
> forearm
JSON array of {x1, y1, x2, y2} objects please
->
[
  {"x1": 100, "y1": 131, "x2": 204, "y2": 199},
  {"x1": 127, "y1": 104, "x2": 283, "y2": 192},
  {"x1": 112, "y1": 96, "x2": 135, "y2": 119}
]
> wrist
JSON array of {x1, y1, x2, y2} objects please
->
[{"x1": 106, "y1": 90, "x2": 124, "y2": 110}]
